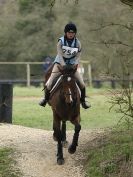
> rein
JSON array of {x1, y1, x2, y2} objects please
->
[{"x1": 51, "y1": 71, "x2": 61, "y2": 73}]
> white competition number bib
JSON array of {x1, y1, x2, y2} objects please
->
[{"x1": 62, "y1": 46, "x2": 78, "y2": 58}]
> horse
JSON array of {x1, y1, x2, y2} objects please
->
[{"x1": 45, "y1": 64, "x2": 81, "y2": 165}]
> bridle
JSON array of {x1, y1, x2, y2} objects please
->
[{"x1": 61, "y1": 75, "x2": 76, "y2": 104}]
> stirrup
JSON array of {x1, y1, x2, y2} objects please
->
[{"x1": 39, "y1": 98, "x2": 48, "y2": 107}]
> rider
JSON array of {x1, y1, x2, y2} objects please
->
[{"x1": 39, "y1": 22, "x2": 91, "y2": 109}]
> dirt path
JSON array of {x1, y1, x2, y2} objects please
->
[{"x1": 0, "y1": 123, "x2": 104, "y2": 177}]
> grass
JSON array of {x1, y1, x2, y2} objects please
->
[
  {"x1": 0, "y1": 148, "x2": 21, "y2": 177},
  {"x1": 12, "y1": 86, "x2": 122, "y2": 130},
  {"x1": 84, "y1": 128, "x2": 133, "y2": 177},
  {"x1": 13, "y1": 85, "x2": 110, "y2": 97}
]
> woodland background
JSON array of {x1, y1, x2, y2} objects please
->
[{"x1": 0, "y1": 0, "x2": 132, "y2": 81}]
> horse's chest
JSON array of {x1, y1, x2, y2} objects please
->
[{"x1": 57, "y1": 103, "x2": 79, "y2": 119}]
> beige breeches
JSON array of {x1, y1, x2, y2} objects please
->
[
  {"x1": 74, "y1": 70, "x2": 85, "y2": 89},
  {"x1": 46, "y1": 64, "x2": 61, "y2": 90},
  {"x1": 46, "y1": 63, "x2": 85, "y2": 90}
]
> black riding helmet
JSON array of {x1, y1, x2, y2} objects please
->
[{"x1": 64, "y1": 23, "x2": 77, "y2": 33}]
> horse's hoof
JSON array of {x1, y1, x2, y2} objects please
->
[
  {"x1": 68, "y1": 145, "x2": 76, "y2": 154},
  {"x1": 62, "y1": 140, "x2": 69, "y2": 148},
  {"x1": 57, "y1": 158, "x2": 65, "y2": 165},
  {"x1": 53, "y1": 134, "x2": 57, "y2": 141}
]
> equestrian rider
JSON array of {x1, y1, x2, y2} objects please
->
[{"x1": 39, "y1": 22, "x2": 91, "y2": 109}]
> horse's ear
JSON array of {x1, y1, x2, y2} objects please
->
[
  {"x1": 73, "y1": 64, "x2": 78, "y2": 72},
  {"x1": 57, "y1": 64, "x2": 78, "y2": 74},
  {"x1": 75, "y1": 64, "x2": 78, "y2": 70}
]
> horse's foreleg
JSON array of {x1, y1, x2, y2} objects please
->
[
  {"x1": 68, "y1": 122, "x2": 81, "y2": 154},
  {"x1": 53, "y1": 120, "x2": 64, "y2": 165},
  {"x1": 61, "y1": 121, "x2": 68, "y2": 147},
  {"x1": 61, "y1": 121, "x2": 66, "y2": 141},
  {"x1": 56, "y1": 129, "x2": 65, "y2": 165}
]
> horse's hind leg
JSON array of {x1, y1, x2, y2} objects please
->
[
  {"x1": 53, "y1": 119, "x2": 64, "y2": 165},
  {"x1": 68, "y1": 122, "x2": 81, "y2": 154}
]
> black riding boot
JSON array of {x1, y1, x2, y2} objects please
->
[
  {"x1": 80, "y1": 87, "x2": 91, "y2": 109},
  {"x1": 39, "y1": 88, "x2": 50, "y2": 107}
]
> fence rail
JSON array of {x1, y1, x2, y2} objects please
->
[
  {"x1": 0, "y1": 61, "x2": 92, "y2": 87},
  {"x1": 1, "y1": 62, "x2": 133, "y2": 88}
]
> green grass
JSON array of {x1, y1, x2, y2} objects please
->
[
  {"x1": 84, "y1": 129, "x2": 133, "y2": 177},
  {"x1": 13, "y1": 86, "x2": 43, "y2": 97},
  {"x1": 0, "y1": 148, "x2": 21, "y2": 177},
  {"x1": 12, "y1": 86, "x2": 122, "y2": 130},
  {"x1": 13, "y1": 86, "x2": 110, "y2": 97}
]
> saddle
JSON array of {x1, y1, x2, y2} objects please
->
[{"x1": 49, "y1": 75, "x2": 81, "y2": 99}]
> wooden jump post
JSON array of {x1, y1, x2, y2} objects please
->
[{"x1": 0, "y1": 83, "x2": 13, "y2": 123}]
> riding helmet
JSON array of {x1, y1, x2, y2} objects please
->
[{"x1": 64, "y1": 23, "x2": 77, "y2": 33}]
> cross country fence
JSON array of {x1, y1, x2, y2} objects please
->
[{"x1": 0, "y1": 61, "x2": 132, "y2": 88}]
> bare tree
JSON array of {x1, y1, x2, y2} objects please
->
[
  {"x1": 86, "y1": 0, "x2": 133, "y2": 127},
  {"x1": 120, "y1": 0, "x2": 133, "y2": 7},
  {"x1": 109, "y1": 86, "x2": 133, "y2": 128}
]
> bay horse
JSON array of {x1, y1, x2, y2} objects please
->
[{"x1": 45, "y1": 64, "x2": 81, "y2": 165}]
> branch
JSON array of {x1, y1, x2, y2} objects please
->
[
  {"x1": 87, "y1": 39, "x2": 133, "y2": 48},
  {"x1": 49, "y1": 0, "x2": 56, "y2": 9},
  {"x1": 120, "y1": 0, "x2": 133, "y2": 7},
  {"x1": 49, "y1": 0, "x2": 79, "y2": 7},
  {"x1": 89, "y1": 22, "x2": 133, "y2": 32}
]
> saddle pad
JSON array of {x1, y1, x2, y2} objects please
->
[{"x1": 50, "y1": 75, "x2": 63, "y2": 94}]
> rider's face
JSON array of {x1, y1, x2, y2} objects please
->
[{"x1": 66, "y1": 32, "x2": 76, "y2": 39}]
